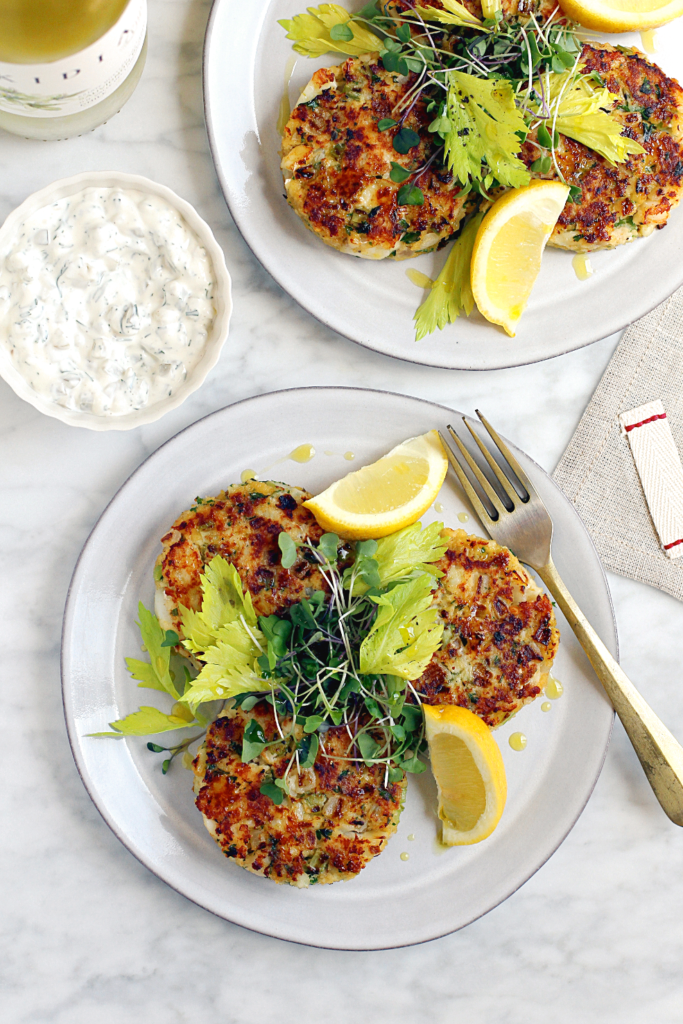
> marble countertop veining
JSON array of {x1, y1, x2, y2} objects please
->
[{"x1": 2, "y1": 2, "x2": 683, "y2": 1021}]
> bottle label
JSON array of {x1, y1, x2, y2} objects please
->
[{"x1": 0, "y1": 0, "x2": 147, "y2": 118}]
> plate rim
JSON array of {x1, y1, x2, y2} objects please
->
[
  {"x1": 202, "y1": 0, "x2": 683, "y2": 371},
  {"x1": 61, "y1": 385, "x2": 617, "y2": 948}
]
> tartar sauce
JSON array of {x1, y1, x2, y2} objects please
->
[{"x1": 0, "y1": 187, "x2": 217, "y2": 417}]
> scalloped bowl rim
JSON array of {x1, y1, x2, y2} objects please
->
[{"x1": 0, "y1": 171, "x2": 232, "y2": 431}]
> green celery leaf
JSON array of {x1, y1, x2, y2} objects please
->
[
  {"x1": 90, "y1": 706, "x2": 196, "y2": 737},
  {"x1": 374, "y1": 521, "x2": 447, "y2": 585},
  {"x1": 180, "y1": 555, "x2": 257, "y2": 656},
  {"x1": 538, "y1": 71, "x2": 645, "y2": 165},
  {"x1": 414, "y1": 212, "x2": 483, "y2": 340},
  {"x1": 179, "y1": 620, "x2": 270, "y2": 713},
  {"x1": 125, "y1": 602, "x2": 180, "y2": 699},
  {"x1": 414, "y1": 0, "x2": 485, "y2": 30},
  {"x1": 359, "y1": 575, "x2": 444, "y2": 680},
  {"x1": 348, "y1": 522, "x2": 446, "y2": 594},
  {"x1": 444, "y1": 71, "x2": 530, "y2": 187},
  {"x1": 278, "y1": 4, "x2": 383, "y2": 57}
]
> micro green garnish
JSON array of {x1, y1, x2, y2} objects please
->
[
  {"x1": 393, "y1": 126, "x2": 421, "y2": 153},
  {"x1": 93, "y1": 521, "x2": 448, "y2": 786},
  {"x1": 281, "y1": 4, "x2": 647, "y2": 336},
  {"x1": 160, "y1": 629, "x2": 180, "y2": 648},
  {"x1": 147, "y1": 734, "x2": 204, "y2": 774},
  {"x1": 397, "y1": 182, "x2": 425, "y2": 205}
]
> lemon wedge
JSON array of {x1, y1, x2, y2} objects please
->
[
  {"x1": 304, "y1": 430, "x2": 448, "y2": 539},
  {"x1": 470, "y1": 180, "x2": 569, "y2": 337},
  {"x1": 424, "y1": 704, "x2": 507, "y2": 845},
  {"x1": 558, "y1": 0, "x2": 683, "y2": 32}
]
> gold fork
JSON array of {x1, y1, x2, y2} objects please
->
[{"x1": 440, "y1": 411, "x2": 683, "y2": 826}]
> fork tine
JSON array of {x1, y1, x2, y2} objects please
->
[
  {"x1": 476, "y1": 409, "x2": 534, "y2": 498},
  {"x1": 462, "y1": 416, "x2": 519, "y2": 507},
  {"x1": 438, "y1": 431, "x2": 494, "y2": 526},
  {"x1": 446, "y1": 425, "x2": 507, "y2": 517}
]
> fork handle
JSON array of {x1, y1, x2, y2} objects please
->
[{"x1": 537, "y1": 558, "x2": 683, "y2": 826}]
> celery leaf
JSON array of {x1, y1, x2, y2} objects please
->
[
  {"x1": 180, "y1": 621, "x2": 271, "y2": 713},
  {"x1": 375, "y1": 521, "x2": 448, "y2": 585},
  {"x1": 351, "y1": 521, "x2": 447, "y2": 594},
  {"x1": 539, "y1": 72, "x2": 646, "y2": 165},
  {"x1": 414, "y1": 212, "x2": 483, "y2": 340},
  {"x1": 125, "y1": 602, "x2": 180, "y2": 699},
  {"x1": 180, "y1": 555, "x2": 257, "y2": 656},
  {"x1": 278, "y1": 4, "x2": 384, "y2": 58},
  {"x1": 445, "y1": 71, "x2": 530, "y2": 188},
  {"x1": 415, "y1": 0, "x2": 485, "y2": 30},
  {"x1": 90, "y1": 706, "x2": 196, "y2": 737},
  {"x1": 360, "y1": 575, "x2": 444, "y2": 680}
]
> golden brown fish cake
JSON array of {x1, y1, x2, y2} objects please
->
[
  {"x1": 154, "y1": 481, "x2": 329, "y2": 637},
  {"x1": 281, "y1": 55, "x2": 471, "y2": 259},
  {"x1": 414, "y1": 530, "x2": 559, "y2": 728},
  {"x1": 193, "y1": 701, "x2": 407, "y2": 887},
  {"x1": 525, "y1": 44, "x2": 683, "y2": 251}
]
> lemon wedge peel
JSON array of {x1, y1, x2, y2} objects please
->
[
  {"x1": 424, "y1": 704, "x2": 507, "y2": 846},
  {"x1": 558, "y1": 0, "x2": 683, "y2": 33},
  {"x1": 304, "y1": 430, "x2": 448, "y2": 540},
  {"x1": 470, "y1": 180, "x2": 570, "y2": 337}
]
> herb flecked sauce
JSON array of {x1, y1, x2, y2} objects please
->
[{"x1": 0, "y1": 186, "x2": 216, "y2": 416}]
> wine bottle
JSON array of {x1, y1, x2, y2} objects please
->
[{"x1": 0, "y1": 0, "x2": 147, "y2": 141}]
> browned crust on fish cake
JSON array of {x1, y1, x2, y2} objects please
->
[
  {"x1": 155, "y1": 481, "x2": 329, "y2": 634},
  {"x1": 524, "y1": 44, "x2": 683, "y2": 251},
  {"x1": 281, "y1": 55, "x2": 471, "y2": 259},
  {"x1": 414, "y1": 530, "x2": 559, "y2": 728},
  {"x1": 193, "y1": 702, "x2": 406, "y2": 886}
]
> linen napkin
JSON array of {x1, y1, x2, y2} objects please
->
[{"x1": 553, "y1": 287, "x2": 683, "y2": 601}]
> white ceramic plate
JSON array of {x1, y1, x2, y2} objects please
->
[
  {"x1": 203, "y1": 1, "x2": 683, "y2": 369},
  {"x1": 62, "y1": 387, "x2": 615, "y2": 948}
]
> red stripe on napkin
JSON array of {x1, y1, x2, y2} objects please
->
[{"x1": 624, "y1": 413, "x2": 667, "y2": 432}]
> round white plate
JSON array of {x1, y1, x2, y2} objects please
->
[
  {"x1": 203, "y1": 1, "x2": 683, "y2": 369},
  {"x1": 62, "y1": 387, "x2": 615, "y2": 948}
]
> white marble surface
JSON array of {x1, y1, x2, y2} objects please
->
[{"x1": 3, "y1": 2, "x2": 683, "y2": 1020}]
